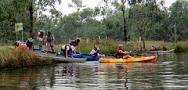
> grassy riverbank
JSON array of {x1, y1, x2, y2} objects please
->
[{"x1": 0, "y1": 47, "x2": 56, "y2": 68}]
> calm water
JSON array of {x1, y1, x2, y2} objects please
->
[{"x1": 0, "y1": 53, "x2": 188, "y2": 90}]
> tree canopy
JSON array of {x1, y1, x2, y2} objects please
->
[{"x1": 0, "y1": 0, "x2": 187, "y2": 44}]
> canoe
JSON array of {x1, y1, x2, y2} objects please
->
[
  {"x1": 150, "y1": 49, "x2": 174, "y2": 53},
  {"x1": 99, "y1": 55, "x2": 157, "y2": 63}
]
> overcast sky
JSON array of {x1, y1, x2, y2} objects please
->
[{"x1": 55, "y1": 0, "x2": 177, "y2": 15}]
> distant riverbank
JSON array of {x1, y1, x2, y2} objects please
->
[{"x1": 52, "y1": 39, "x2": 188, "y2": 54}]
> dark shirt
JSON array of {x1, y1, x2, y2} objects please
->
[{"x1": 115, "y1": 48, "x2": 124, "y2": 58}]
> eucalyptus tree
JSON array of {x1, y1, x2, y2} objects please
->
[
  {"x1": 168, "y1": 0, "x2": 188, "y2": 41},
  {"x1": 127, "y1": 0, "x2": 166, "y2": 49},
  {"x1": 0, "y1": 0, "x2": 61, "y2": 42},
  {"x1": 28, "y1": 0, "x2": 62, "y2": 37},
  {"x1": 111, "y1": 0, "x2": 143, "y2": 42}
]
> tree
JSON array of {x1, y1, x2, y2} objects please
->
[
  {"x1": 0, "y1": 0, "x2": 62, "y2": 41},
  {"x1": 168, "y1": 0, "x2": 188, "y2": 41}
]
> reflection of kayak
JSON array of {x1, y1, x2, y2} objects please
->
[
  {"x1": 99, "y1": 55, "x2": 157, "y2": 63},
  {"x1": 150, "y1": 49, "x2": 174, "y2": 53}
]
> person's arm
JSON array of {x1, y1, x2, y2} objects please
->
[
  {"x1": 118, "y1": 50, "x2": 129, "y2": 54},
  {"x1": 65, "y1": 50, "x2": 68, "y2": 58},
  {"x1": 65, "y1": 45, "x2": 69, "y2": 58},
  {"x1": 77, "y1": 44, "x2": 80, "y2": 53}
]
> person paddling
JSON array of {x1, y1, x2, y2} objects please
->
[{"x1": 115, "y1": 44, "x2": 132, "y2": 59}]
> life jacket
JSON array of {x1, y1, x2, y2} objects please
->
[
  {"x1": 90, "y1": 47, "x2": 100, "y2": 56},
  {"x1": 115, "y1": 48, "x2": 124, "y2": 58},
  {"x1": 61, "y1": 44, "x2": 74, "y2": 55}
]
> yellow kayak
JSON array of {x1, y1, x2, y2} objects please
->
[{"x1": 99, "y1": 55, "x2": 157, "y2": 63}]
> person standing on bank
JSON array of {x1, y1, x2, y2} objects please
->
[
  {"x1": 46, "y1": 31, "x2": 54, "y2": 52},
  {"x1": 37, "y1": 31, "x2": 44, "y2": 51}
]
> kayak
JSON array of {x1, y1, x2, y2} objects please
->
[
  {"x1": 33, "y1": 49, "x2": 101, "y2": 61},
  {"x1": 150, "y1": 49, "x2": 174, "y2": 53},
  {"x1": 32, "y1": 49, "x2": 87, "y2": 62},
  {"x1": 99, "y1": 55, "x2": 157, "y2": 63},
  {"x1": 72, "y1": 54, "x2": 100, "y2": 61}
]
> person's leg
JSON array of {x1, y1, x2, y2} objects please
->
[
  {"x1": 38, "y1": 41, "x2": 42, "y2": 50},
  {"x1": 123, "y1": 55, "x2": 132, "y2": 59},
  {"x1": 46, "y1": 42, "x2": 50, "y2": 51},
  {"x1": 50, "y1": 42, "x2": 54, "y2": 52}
]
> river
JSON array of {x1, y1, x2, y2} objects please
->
[{"x1": 0, "y1": 53, "x2": 188, "y2": 90}]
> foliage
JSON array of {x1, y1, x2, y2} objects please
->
[{"x1": 0, "y1": 0, "x2": 187, "y2": 51}]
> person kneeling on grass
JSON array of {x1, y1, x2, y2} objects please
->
[{"x1": 115, "y1": 44, "x2": 132, "y2": 59}]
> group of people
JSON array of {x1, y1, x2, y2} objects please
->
[
  {"x1": 60, "y1": 39, "x2": 132, "y2": 59},
  {"x1": 60, "y1": 39, "x2": 101, "y2": 57},
  {"x1": 37, "y1": 31, "x2": 54, "y2": 52},
  {"x1": 17, "y1": 30, "x2": 132, "y2": 59},
  {"x1": 17, "y1": 31, "x2": 55, "y2": 51}
]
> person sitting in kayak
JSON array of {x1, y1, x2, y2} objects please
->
[
  {"x1": 150, "y1": 46, "x2": 157, "y2": 51},
  {"x1": 61, "y1": 39, "x2": 80, "y2": 57},
  {"x1": 90, "y1": 45, "x2": 100, "y2": 56},
  {"x1": 115, "y1": 44, "x2": 132, "y2": 59}
]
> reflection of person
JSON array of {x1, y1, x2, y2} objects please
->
[
  {"x1": 115, "y1": 44, "x2": 132, "y2": 59},
  {"x1": 46, "y1": 31, "x2": 54, "y2": 52},
  {"x1": 61, "y1": 39, "x2": 80, "y2": 57},
  {"x1": 90, "y1": 45, "x2": 100, "y2": 56}
]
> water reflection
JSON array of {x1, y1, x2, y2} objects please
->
[
  {"x1": 0, "y1": 53, "x2": 188, "y2": 90},
  {"x1": 0, "y1": 66, "x2": 56, "y2": 90}
]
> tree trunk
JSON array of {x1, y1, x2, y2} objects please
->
[
  {"x1": 122, "y1": 5, "x2": 127, "y2": 42},
  {"x1": 29, "y1": 1, "x2": 33, "y2": 37},
  {"x1": 141, "y1": 29, "x2": 145, "y2": 50}
]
